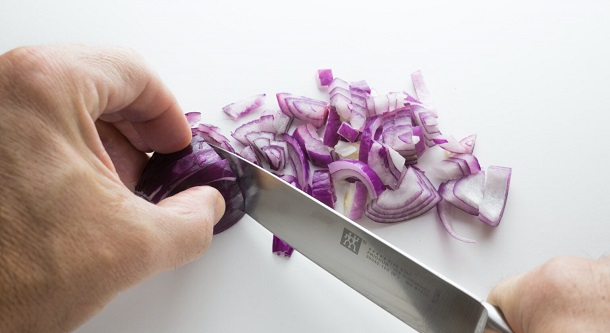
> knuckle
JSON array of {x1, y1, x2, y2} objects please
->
[{"x1": 0, "y1": 46, "x2": 66, "y2": 106}]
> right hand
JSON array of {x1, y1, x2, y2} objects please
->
[{"x1": 487, "y1": 256, "x2": 610, "y2": 333}]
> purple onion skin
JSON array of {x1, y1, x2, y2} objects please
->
[
  {"x1": 135, "y1": 136, "x2": 246, "y2": 234},
  {"x1": 272, "y1": 235, "x2": 295, "y2": 257}
]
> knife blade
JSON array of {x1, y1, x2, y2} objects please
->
[{"x1": 211, "y1": 144, "x2": 513, "y2": 333}]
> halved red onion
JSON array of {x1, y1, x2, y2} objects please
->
[
  {"x1": 478, "y1": 166, "x2": 512, "y2": 226},
  {"x1": 276, "y1": 93, "x2": 329, "y2": 128},
  {"x1": 328, "y1": 159, "x2": 385, "y2": 199},
  {"x1": 222, "y1": 94, "x2": 266, "y2": 120},
  {"x1": 135, "y1": 136, "x2": 246, "y2": 234}
]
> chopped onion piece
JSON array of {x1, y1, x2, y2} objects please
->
[
  {"x1": 282, "y1": 133, "x2": 311, "y2": 192},
  {"x1": 438, "y1": 171, "x2": 485, "y2": 215},
  {"x1": 239, "y1": 145, "x2": 260, "y2": 165},
  {"x1": 366, "y1": 167, "x2": 441, "y2": 223},
  {"x1": 329, "y1": 79, "x2": 352, "y2": 120},
  {"x1": 411, "y1": 105, "x2": 441, "y2": 148},
  {"x1": 323, "y1": 106, "x2": 341, "y2": 147},
  {"x1": 368, "y1": 142, "x2": 403, "y2": 189},
  {"x1": 459, "y1": 134, "x2": 477, "y2": 154},
  {"x1": 272, "y1": 110, "x2": 293, "y2": 134},
  {"x1": 231, "y1": 114, "x2": 276, "y2": 145},
  {"x1": 293, "y1": 123, "x2": 335, "y2": 167},
  {"x1": 328, "y1": 159, "x2": 385, "y2": 199},
  {"x1": 337, "y1": 122, "x2": 360, "y2": 142},
  {"x1": 276, "y1": 93, "x2": 329, "y2": 128},
  {"x1": 411, "y1": 70, "x2": 434, "y2": 110},
  {"x1": 343, "y1": 181, "x2": 368, "y2": 220},
  {"x1": 193, "y1": 123, "x2": 236, "y2": 153},
  {"x1": 478, "y1": 166, "x2": 512, "y2": 226},
  {"x1": 317, "y1": 69, "x2": 334, "y2": 87},
  {"x1": 349, "y1": 81, "x2": 370, "y2": 131},
  {"x1": 272, "y1": 236, "x2": 295, "y2": 257},
  {"x1": 437, "y1": 199, "x2": 477, "y2": 243},
  {"x1": 432, "y1": 154, "x2": 481, "y2": 180},
  {"x1": 185, "y1": 111, "x2": 202, "y2": 127},
  {"x1": 334, "y1": 141, "x2": 359, "y2": 159},
  {"x1": 222, "y1": 94, "x2": 266, "y2": 120},
  {"x1": 312, "y1": 170, "x2": 336, "y2": 209},
  {"x1": 433, "y1": 135, "x2": 472, "y2": 154}
]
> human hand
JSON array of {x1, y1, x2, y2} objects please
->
[
  {"x1": 0, "y1": 45, "x2": 225, "y2": 333},
  {"x1": 488, "y1": 256, "x2": 610, "y2": 333}
]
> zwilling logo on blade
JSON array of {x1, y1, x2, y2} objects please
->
[{"x1": 341, "y1": 228, "x2": 362, "y2": 254}]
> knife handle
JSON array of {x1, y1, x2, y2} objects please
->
[{"x1": 482, "y1": 301, "x2": 514, "y2": 333}]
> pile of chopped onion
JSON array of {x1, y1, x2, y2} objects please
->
[{"x1": 136, "y1": 69, "x2": 512, "y2": 251}]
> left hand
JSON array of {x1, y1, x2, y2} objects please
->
[{"x1": 0, "y1": 45, "x2": 225, "y2": 333}]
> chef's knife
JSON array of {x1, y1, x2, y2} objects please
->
[{"x1": 211, "y1": 145, "x2": 513, "y2": 333}]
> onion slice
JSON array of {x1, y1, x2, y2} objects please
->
[
  {"x1": 311, "y1": 170, "x2": 336, "y2": 209},
  {"x1": 276, "y1": 93, "x2": 329, "y2": 128},
  {"x1": 293, "y1": 123, "x2": 335, "y2": 167},
  {"x1": 478, "y1": 166, "x2": 512, "y2": 226},
  {"x1": 328, "y1": 159, "x2": 385, "y2": 199},
  {"x1": 436, "y1": 199, "x2": 477, "y2": 243},
  {"x1": 222, "y1": 94, "x2": 266, "y2": 120},
  {"x1": 343, "y1": 181, "x2": 368, "y2": 220},
  {"x1": 366, "y1": 167, "x2": 441, "y2": 223}
]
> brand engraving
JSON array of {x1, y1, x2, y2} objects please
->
[{"x1": 340, "y1": 228, "x2": 362, "y2": 254}]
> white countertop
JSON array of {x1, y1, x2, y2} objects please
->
[{"x1": 2, "y1": 1, "x2": 609, "y2": 332}]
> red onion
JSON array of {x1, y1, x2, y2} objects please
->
[
  {"x1": 276, "y1": 93, "x2": 329, "y2": 128},
  {"x1": 317, "y1": 69, "x2": 334, "y2": 87},
  {"x1": 222, "y1": 94, "x2": 266, "y2": 120}
]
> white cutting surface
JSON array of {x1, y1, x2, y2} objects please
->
[{"x1": 2, "y1": 1, "x2": 609, "y2": 332}]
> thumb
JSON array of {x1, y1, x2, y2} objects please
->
[{"x1": 153, "y1": 186, "x2": 225, "y2": 270}]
